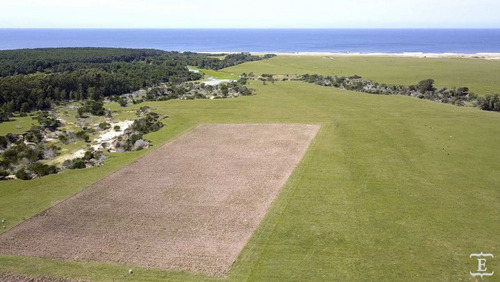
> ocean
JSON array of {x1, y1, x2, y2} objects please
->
[{"x1": 1, "y1": 29, "x2": 500, "y2": 53}]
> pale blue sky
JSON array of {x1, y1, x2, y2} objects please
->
[{"x1": 1, "y1": 0, "x2": 499, "y2": 28}]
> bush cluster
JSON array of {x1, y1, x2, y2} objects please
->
[
  {"x1": 477, "y1": 94, "x2": 500, "y2": 112},
  {"x1": 0, "y1": 114, "x2": 62, "y2": 180},
  {"x1": 63, "y1": 149, "x2": 106, "y2": 170},
  {"x1": 265, "y1": 73, "x2": 498, "y2": 112},
  {"x1": 77, "y1": 100, "x2": 105, "y2": 117},
  {"x1": 144, "y1": 80, "x2": 253, "y2": 102},
  {"x1": 114, "y1": 110, "x2": 164, "y2": 152}
]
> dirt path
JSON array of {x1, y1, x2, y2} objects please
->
[
  {"x1": 0, "y1": 124, "x2": 319, "y2": 276},
  {"x1": 0, "y1": 272, "x2": 89, "y2": 281}
]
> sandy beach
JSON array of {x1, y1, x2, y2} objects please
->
[{"x1": 201, "y1": 51, "x2": 500, "y2": 60}]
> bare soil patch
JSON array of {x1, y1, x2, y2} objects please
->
[{"x1": 0, "y1": 124, "x2": 319, "y2": 275}]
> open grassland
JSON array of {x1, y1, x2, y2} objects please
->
[
  {"x1": 225, "y1": 55, "x2": 500, "y2": 95},
  {"x1": 0, "y1": 57, "x2": 499, "y2": 281},
  {"x1": 0, "y1": 115, "x2": 38, "y2": 136},
  {"x1": 188, "y1": 66, "x2": 240, "y2": 80}
]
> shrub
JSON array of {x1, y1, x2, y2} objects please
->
[
  {"x1": 29, "y1": 163, "x2": 58, "y2": 177},
  {"x1": 0, "y1": 110, "x2": 10, "y2": 122},
  {"x1": 58, "y1": 133, "x2": 70, "y2": 144},
  {"x1": 137, "y1": 106, "x2": 151, "y2": 115},
  {"x1": 0, "y1": 136, "x2": 7, "y2": 149},
  {"x1": 99, "y1": 122, "x2": 111, "y2": 130},
  {"x1": 130, "y1": 112, "x2": 163, "y2": 135},
  {"x1": 37, "y1": 112, "x2": 61, "y2": 131},
  {"x1": 69, "y1": 159, "x2": 86, "y2": 169},
  {"x1": 75, "y1": 131, "x2": 90, "y2": 142},
  {"x1": 25, "y1": 126, "x2": 44, "y2": 143},
  {"x1": 478, "y1": 94, "x2": 500, "y2": 112},
  {"x1": 3, "y1": 143, "x2": 43, "y2": 163},
  {"x1": 0, "y1": 169, "x2": 9, "y2": 178},
  {"x1": 417, "y1": 79, "x2": 436, "y2": 93},
  {"x1": 6, "y1": 133, "x2": 18, "y2": 143},
  {"x1": 118, "y1": 97, "x2": 128, "y2": 107},
  {"x1": 83, "y1": 150, "x2": 94, "y2": 160},
  {"x1": 78, "y1": 100, "x2": 106, "y2": 117},
  {"x1": 15, "y1": 169, "x2": 31, "y2": 180}
]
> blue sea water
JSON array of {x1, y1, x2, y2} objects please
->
[{"x1": 1, "y1": 29, "x2": 500, "y2": 53}]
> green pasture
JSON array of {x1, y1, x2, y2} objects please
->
[
  {"x1": 189, "y1": 66, "x2": 240, "y2": 80},
  {"x1": 0, "y1": 115, "x2": 37, "y2": 136},
  {"x1": 0, "y1": 57, "x2": 499, "y2": 281},
  {"x1": 225, "y1": 55, "x2": 500, "y2": 95}
]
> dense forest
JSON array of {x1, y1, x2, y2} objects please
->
[{"x1": 0, "y1": 48, "x2": 271, "y2": 118}]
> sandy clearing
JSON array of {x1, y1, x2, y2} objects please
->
[
  {"x1": 93, "y1": 120, "x2": 133, "y2": 145},
  {"x1": 0, "y1": 123, "x2": 320, "y2": 276},
  {"x1": 52, "y1": 120, "x2": 134, "y2": 163},
  {"x1": 91, "y1": 120, "x2": 133, "y2": 151}
]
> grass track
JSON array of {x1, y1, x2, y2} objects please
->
[{"x1": 0, "y1": 57, "x2": 499, "y2": 281}]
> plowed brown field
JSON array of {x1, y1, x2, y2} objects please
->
[{"x1": 0, "y1": 124, "x2": 319, "y2": 275}]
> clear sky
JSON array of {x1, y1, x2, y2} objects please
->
[{"x1": 0, "y1": 0, "x2": 499, "y2": 28}]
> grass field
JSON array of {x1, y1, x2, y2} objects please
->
[
  {"x1": 188, "y1": 66, "x2": 240, "y2": 80},
  {"x1": 225, "y1": 56, "x2": 500, "y2": 95},
  {"x1": 0, "y1": 56, "x2": 499, "y2": 281},
  {"x1": 0, "y1": 115, "x2": 37, "y2": 135}
]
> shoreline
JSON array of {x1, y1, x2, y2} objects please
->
[{"x1": 201, "y1": 51, "x2": 500, "y2": 60}]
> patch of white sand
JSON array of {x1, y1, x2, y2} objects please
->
[
  {"x1": 92, "y1": 120, "x2": 134, "y2": 149},
  {"x1": 54, "y1": 120, "x2": 134, "y2": 163},
  {"x1": 203, "y1": 77, "x2": 233, "y2": 86}
]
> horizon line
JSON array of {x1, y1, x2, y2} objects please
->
[{"x1": 1, "y1": 27, "x2": 500, "y2": 30}]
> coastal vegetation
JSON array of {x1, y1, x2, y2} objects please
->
[
  {"x1": 0, "y1": 49, "x2": 267, "y2": 181},
  {"x1": 478, "y1": 93, "x2": 500, "y2": 111},
  {"x1": 252, "y1": 73, "x2": 500, "y2": 111},
  {"x1": 0, "y1": 54, "x2": 499, "y2": 281},
  {"x1": 0, "y1": 48, "x2": 271, "y2": 118},
  {"x1": 0, "y1": 106, "x2": 166, "y2": 181},
  {"x1": 144, "y1": 79, "x2": 253, "y2": 101}
]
